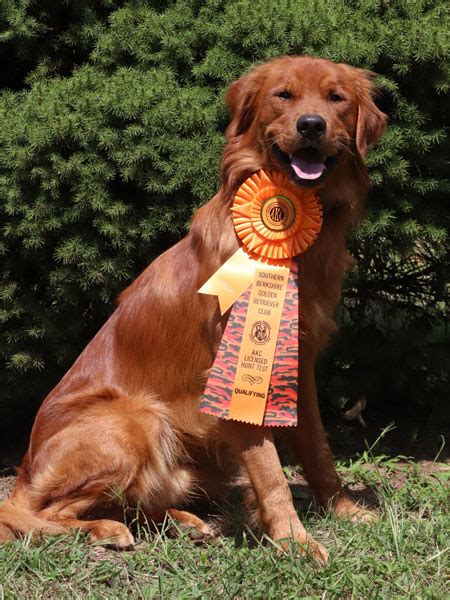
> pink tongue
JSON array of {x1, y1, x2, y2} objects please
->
[{"x1": 291, "y1": 155, "x2": 325, "y2": 180}]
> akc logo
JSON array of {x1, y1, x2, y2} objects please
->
[
  {"x1": 261, "y1": 195, "x2": 295, "y2": 232},
  {"x1": 250, "y1": 321, "x2": 271, "y2": 345}
]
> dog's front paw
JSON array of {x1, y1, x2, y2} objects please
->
[
  {"x1": 348, "y1": 507, "x2": 378, "y2": 524},
  {"x1": 300, "y1": 534, "x2": 329, "y2": 564},
  {"x1": 277, "y1": 533, "x2": 329, "y2": 565},
  {"x1": 334, "y1": 495, "x2": 378, "y2": 524}
]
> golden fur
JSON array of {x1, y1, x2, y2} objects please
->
[{"x1": 0, "y1": 56, "x2": 386, "y2": 561}]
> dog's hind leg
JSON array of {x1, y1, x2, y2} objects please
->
[
  {"x1": 39, "y1": 499, "x2": 135, "y2": 548},
  {"x1": 4, "y1": 459, "x2": 137, "y2": 547},
  {"x1": 0, "y1": 479, "x2": 134, "y2": 547},
  {"x1": 1, "y1": 389, "x2": 183, "y2": 546}
]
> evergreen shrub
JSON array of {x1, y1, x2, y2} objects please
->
[{"x1": 0, "y1": 0, "x2": 448, "y2": 443}]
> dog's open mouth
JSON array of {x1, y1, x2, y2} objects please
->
[{"x1": 272, "y1": 144, "x2": 339, "y2": 187}]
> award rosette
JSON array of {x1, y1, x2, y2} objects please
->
[{"x1": 198, "y1": 170, "x2": 322, "y2": 426}]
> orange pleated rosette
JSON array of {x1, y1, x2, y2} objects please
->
[
  {"x1": 199, "y1": 169, "x2": 324, "y2": 427},
  {"x1": 231, "y1": 170, "x2": 322, "y2": 261}
]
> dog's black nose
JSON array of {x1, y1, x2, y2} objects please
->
[{"x1": 296, "y1": 114, "x2": 326, "y2": 138}]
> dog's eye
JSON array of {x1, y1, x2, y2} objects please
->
[
  {"x1": 329, "y1": 92, "x2": 344, "y2": 102},
  {"x1": 276, "y1": 91, "x2": 292, "y2": 100}
]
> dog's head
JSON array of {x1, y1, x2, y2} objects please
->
[{"x1": 225, "y1": 56, "x2": 387, "y2": 190}]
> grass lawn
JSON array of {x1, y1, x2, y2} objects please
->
[{"x1": 0, "y1": 446, "x2": 448, "y2": 599}]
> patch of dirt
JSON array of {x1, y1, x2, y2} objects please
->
[
  {"x1": 0, "y1": 474, "x2": 15, "y2": 502},
  {"x1": 324, "y1": 418, "x2": 449, "y2": 462},
  {"x1": 346, "y1": 460, "x2": 448, "y2": 508},
  {"x1": 284, "y1": 460, "x2": 448, "y2": 512}
]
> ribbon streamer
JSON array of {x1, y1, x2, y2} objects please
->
[
  {"x1": 198, "y1": 170, "x2": 322, "y2": 426},
  {"x1": 200, "y1": 262, "x2": 299, "y2": 426}
]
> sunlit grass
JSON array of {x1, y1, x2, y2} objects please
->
[{"x1": 0, "y1": 452, "x2": 448, "y2": 599}]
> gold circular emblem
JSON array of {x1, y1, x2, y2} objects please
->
[
  {"x1": 231, "y1": 170, "x2": 322, "y2": 261},
  {"x1": 260, "y1": 195, "x2": 296, "y2": 231}
]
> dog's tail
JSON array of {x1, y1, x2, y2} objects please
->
[{"x1": 0, "y1": 487, "x2": 64, "y2": 542}]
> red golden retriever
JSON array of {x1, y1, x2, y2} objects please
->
[{"x1": 0, "y1": 56, "x2": 387, "y2": 562}]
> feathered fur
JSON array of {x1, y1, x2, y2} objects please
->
[{"x1": 0, "y1": 56, "x2": 386, "y2": 559}]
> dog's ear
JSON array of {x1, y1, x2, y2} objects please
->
[
  {"x1": 355, "y1": 70, "x2": 388, "y2": 158},
  {"x1": 225, "y1": 68, "x2": 263, "y2": 138}
]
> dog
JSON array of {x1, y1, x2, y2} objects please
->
[{"x1": 0, "y1": 56, "x2": 387, "y2": 562}]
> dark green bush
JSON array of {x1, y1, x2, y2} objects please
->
[{"x1": 0, "y1": 0, "x2": 448, "y2": 444}]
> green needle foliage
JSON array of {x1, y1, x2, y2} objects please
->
[{"x1": 0, "y1": 1, "x2": 448, "y2": 442}]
